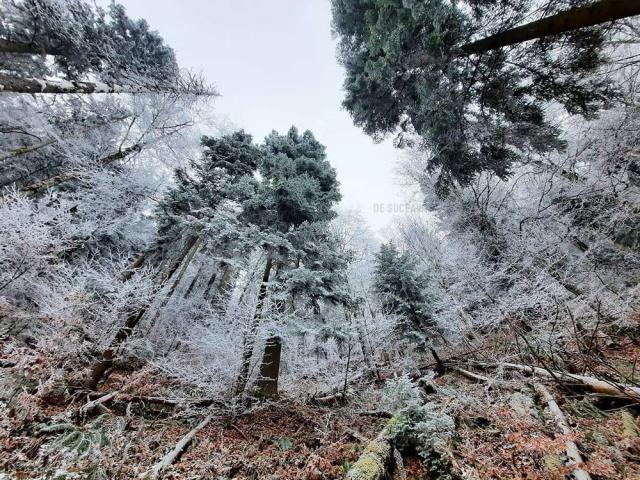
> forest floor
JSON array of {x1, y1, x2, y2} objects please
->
[{"x1": 2, "y1": 330, "x2": 640, "y2": 479}]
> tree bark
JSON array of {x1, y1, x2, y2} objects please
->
[
  {"x1": 414, "y1": 0, "x2": 640, "y2": 67},
  {"x1": 143, "y1": 412, "x2": 214, "y2": 480},
  {"x1": 345, "y1": 417, "x2": 398, "y2": 480},
  {"x1": 480, "y1": 362, "x2": 640, "y2": 400},
  {"x1": 0, "y1": 138, "x2": 57, "y2": 164},
  {"x1": 233, "y1": 255, "x2": 273, "y2": 396},
  {"x1": 255, "y1": 336, "x2": 282, "y2": 399},
  {"x1": 182, "y1": 264, "x2": 203, "y2": 299},
  {"x1": 0, "y1": 39, "x2": 64, "y2": 55},
  {"x1": 19, "y1": 143, "x2": 142, "y2": 196},
  {"x1": 84, "y1": 236, "x2": 200, "y2": 390},
  {"x1": 463, "y1": 0, "x2": 640, "y2": 55},
  {"x1": 0, "y1": 73, "x2": 161, "y2": 95}
]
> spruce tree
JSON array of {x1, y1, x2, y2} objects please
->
[
  {"x1": 373, "y1": 241, "x2": 435, "y2": 343},
  {"x1": 235, "y1": 126, "x2": 344, "y2": 397}
]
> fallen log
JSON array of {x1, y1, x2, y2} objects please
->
[
  {"x1": 345, "y1": 410, "x2": 413, "y2": 480},
  {"x1": 345, "y1": 428, "x2": 393, "y2": 480},
  {"x1": 143, "y1": 412, "x2": 215, "y2": 480},
  {"x1": 534, "y1": 384, "x2": 592, "y2": 480},
  {"x1": 475, "y1": 362, "x2": 640, "y2": 401}
]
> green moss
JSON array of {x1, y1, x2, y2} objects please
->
[
  {"x1": 346, "y1": 454, "x2": 384, "y2": 480},
  {"x1": 543, "y1": 453, "x2": 562, "y2": 471},
  {"x1": 587, "y1": 429, "x2": 610, "y2": 446},
  {"x1": 620, "y1": 410, "x2": 639, "y2": 439},
  {"x1": 363, "y1": 439, "x2": 391, "y2": 457}
]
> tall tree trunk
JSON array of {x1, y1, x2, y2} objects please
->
[
  {"x1": 0, "y1": 114, "x2": 131, "y2": 165},
  {"x1": 414, "y1": 0, "x2": 640, "y2": 67},
  {"x1": 183, "y1": 264, "x2": 203, "y2": 299},
  {"x1": 0, "y1": 138, "x2": 57, "y2": 164},
  {"x1": 143, "y1": 237, "x2": 203, "y2": 330},
  {"x1": 233, "y1": 255, "x2": 273, "y2": 396},
  {"x1": 0, "y1": 39, "x2": 64, "y2": 55},
  {"x1": 462, "y1": 0, "x2": 640, "y2": 55},
  {"x1": 255, "y1": 336, "x2": 282, "y2": 399},
  {"x1": 0, "y1": 73, "x2": 165, "y2": 95},
  {"x1": 84, "y1": 236, "x2": 200, "y2": 389}
]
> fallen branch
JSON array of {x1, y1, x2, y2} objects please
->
[
  {"x1": 0, "y1": 359, "x2": 16, "y2": 368},
  {"x1": 79, "y1": 390, "x2": 119, "y2": 416},
  {"x1": 143, "y1": 412, "x2": 215, "y2": 480},
  {"x1": 534, "y1": 384, "x2": 592, "y2": 480},
  {"x1": 311, "y1": 391, "x2": 349, "y2": 405},
  {"x1": 452, "y1": 367, "x2": 492, "y2": 383},
  {"x1": 476, "y1": 362, "x2": 640, "y2": 401}
]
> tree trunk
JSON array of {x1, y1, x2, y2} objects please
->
[
  {"x1": 84, "y1": 236, "x2": 200, "y2": 390},
  {"x1": 0, "y1": 138, "x2": 57, "y2": 164},
  {"x1": 19, "y1": 143, "x2": 142, "y2": 196},
  {"x1": 143, "y1": 412, "x2": 215, "y2": 480},
  {"x1": 345, "y1": 420, "x2": 395, "y2": 480},
  {"x1": 463, "y1": 0, "x2": 640, "y2": 55},
  {"x1": 0, "y1": 39, "x2": 64, "y2": 55},
  {"x1": 0, "y1": 114, "x2": 131, "y2": 165},
  {"x1": 233, "y1": 255, "x2": 273, "y2": 396},
  {"x1": 414, "y1": 0, "x2": 640, "y2": 67},
  {"x1": 255, "y1": 336, "x2": 282, "y2": 399},
  {"x1": 182, "y1": 264, "x2": 203, "y2": 299},
  {"x1": 143, "y1": 237, "x2": 203, "y2": 330},
  {"x1": 0, "y1": 73, "x2": 164, "y2": 95},
  {"x1": 121, "y1": 251, "x2": 148, "y2": 282},
  {"x1": 480, "y1": 362, "x2": 640, "y2": 401}
]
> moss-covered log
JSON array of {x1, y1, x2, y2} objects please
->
[
  {"x1": 345, "y1": 412, "x2": 408, "y2": 480},
  {"x1": 345, "y1": 431, "x2": 392, "y2": 480}
]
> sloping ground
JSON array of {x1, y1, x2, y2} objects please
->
[{"x1": 2, "y1": 330, "x2": 640, "y2": 479}]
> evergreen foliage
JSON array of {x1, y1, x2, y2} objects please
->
[
  {"x1": 373, "y1": 241, "x2": 435, "y2": 341},
  {"x1": 0, "y1": 0, "x2": 179, "y2": 85},
  {"x1": 331, "y1": 0, "x2": 615, "y2": 195}
]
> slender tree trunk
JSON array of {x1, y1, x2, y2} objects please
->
[
  {"x1": 0, "y1": 138, "x2": 57, "y2": 164},
  {"x1": 144, "y1": 237, "x2": 203, "y2": 329},
  {"x1": 534, "y1": 383, "x2": 592, "y2": 480},
  {"x1": 84, "y1": 236, "x2": 200, "y2": 389},
  {"x1": 255, "y1": 336, "x2": 282, "y2": 399},
  {"x1": 0, "y1": 114, "x2": 131, "y2": 165},
  {"x1": 233, "y1": 255, "x2": 273, "y2": 396},
  {"x1": 121, "y1": 251, "x2": 148, "y2": 282},
  {"x1": 19, "y1": 143, "x2": 142, "y2": 196},
  {"x1": 183, "y1": 264, "x2": 203, "y2": 299}
]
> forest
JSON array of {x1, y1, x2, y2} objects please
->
[{"x1": 0, "y1": 0, "x2": 639, "y2": 478}]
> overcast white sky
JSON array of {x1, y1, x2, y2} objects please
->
[{"x1": 111, "y1": 0, "x2": 413, "y2": 232}]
